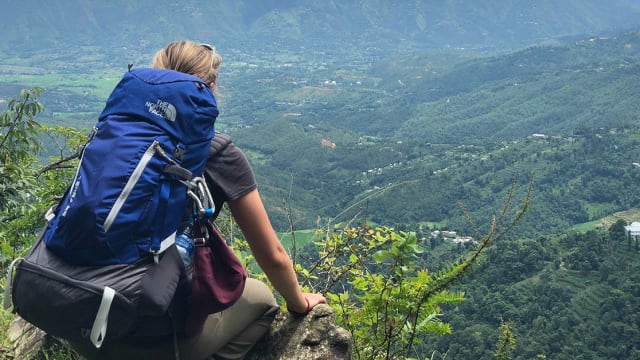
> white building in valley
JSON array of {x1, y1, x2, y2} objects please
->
[{"x1": 624, "y1": 222, "x2": 640, "y2": 237}]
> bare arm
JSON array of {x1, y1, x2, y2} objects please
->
[{"x1": 228, "y1": 189, "x2": 326, "y2": 314}]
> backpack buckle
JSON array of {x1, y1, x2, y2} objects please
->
[{"x1": 194, "y1": 236, "x2": 207, "y2": 247}]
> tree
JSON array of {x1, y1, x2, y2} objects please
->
[
  {"x1": 0, "y1": 89, "x2": 85, "y2": 266},
  {"x1": 608, "y1": 219, "x2": 627, "y2": 242},
  {"x1": 0, "y1": 88, "x2": 44, "y2": 220}
]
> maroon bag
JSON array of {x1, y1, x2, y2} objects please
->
[{"x1": 184, "y1": 221, "x2": 247, "y2": 336}]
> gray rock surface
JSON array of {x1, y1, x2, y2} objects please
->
[
  {"x1": 5, "y1": 316, "x2": 48, "y2": 359},
  {"x1": 5, "y1": 304, "x2": 353, "y2": 359},
  {"x1": 246, "y1": 304, "x2": 353, "y2": 360}
]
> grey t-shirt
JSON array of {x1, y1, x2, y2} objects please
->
[{"x1": 203, "y1": 133, "x2": 257, "y2": 219}]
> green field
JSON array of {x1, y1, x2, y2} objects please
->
[
  {"x1": 278, "y1": 229, "x2": 321, "y2": 250},
  {"x1": 572, "y1": 207, "x2": 640, "y2": 232}
]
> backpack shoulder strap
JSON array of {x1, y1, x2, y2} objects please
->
[{"x1": 209, "y1": 132, "x2": 232, "y2": 156}]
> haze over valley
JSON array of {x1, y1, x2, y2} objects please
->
[{"x1": 3, "y1": 2, "x2": 640, "y2": 358}]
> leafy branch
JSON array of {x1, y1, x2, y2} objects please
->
[{"x1": 295, "y1": 176, "x2": 532, "y2": 359}]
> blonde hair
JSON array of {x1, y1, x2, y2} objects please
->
[{"x1": 152, "y1": 40, "x2": 222, "y2": 85}]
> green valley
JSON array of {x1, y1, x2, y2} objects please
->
[{"x1": 3, "y1": 2, "x2": 640, "y2": 358}]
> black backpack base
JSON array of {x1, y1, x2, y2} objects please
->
[{"x1": 8, "y1": 229, "x2": 188, "y2": 348}]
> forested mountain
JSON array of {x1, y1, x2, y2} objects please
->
[
  {"x1": 412, "y1": 222, "x2": 640, "y2": 359},
  {"x1": 3, "y1": 3, "x2": 640, "y2": 358},
  {"x1": 2, "y1": 10, "x2": 640, "y2": 236},
  {"x1": 2, "y1": 0, "x2": 640, "y2": 54},
  {"x1": 223, "y1": 31, "x2": 640, "y2": 236},
  {"x1": 391, "y1": 31, "x2": 640, "y2": 142},
  {"x1": 238, "y1": 121, "x2": 640, "y2": 237},
  {"x1": 3, "y1": 18, "x2": 640, "y2": 236},
  {"x1": 233, "y1": 29, "x2": 640, "y2": 140}
]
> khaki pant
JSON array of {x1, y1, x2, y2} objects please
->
[{"x1": 70, "y1": 278, "x2": 279, "y2": 360}]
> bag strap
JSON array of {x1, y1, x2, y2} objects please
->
[
  {"x1": 3, "y1": 258, "x2": 22, "y2": 310},
  {"x1": 90, "y1": 286, "x2": 116, "y2": 348},
  {"x1": 192, "y1": 219, "x2": 226, "y2": 248},
  {"x1": 192, "y1": 221, "x2": 207, "y2": 246},
  {"x1": 169, "y1": 309, "x2": 182, "y2": 360},
  {"x1": 209, "y1": 132, "x2": 232, "y2": 156}
]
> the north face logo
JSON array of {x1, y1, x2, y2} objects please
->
[{"x1": 145, "y1": 99, "x2": 176, "y2": 122}]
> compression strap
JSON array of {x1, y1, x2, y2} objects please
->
[{"x1": 90, "y1": 286, "x2": 116, "y2": 348}]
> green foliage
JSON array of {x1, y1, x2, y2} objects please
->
[
  {"x1": 0, "y1": 302, "x2": 15, "y2": 354},
  {"x1": 40, "y1": 341, "x2": 83, "y2": 360},
  {"x1": 426, "y1": 223, "x2": 640, "y2": 359},
  {"x1": 495, "y1": 321, "x2": 516, "y2": 360},
  {"x1": 0, "y1": 88, "x2": 46, "y2": 267},
  {"x1": 0, "y1": 90, "x2": 85, "y2": 358},
  {"x1": 289, "y1": 178, "x2": 531, "y2": 359},
  {"x1": 0, "y1": 133, "x2": 83, "y2": 267},
  {"x1": 608, "y1": 218, "x2": 627, "y2": 242},
  {"x1": 313, "y1": 226, "x2": 461, "y2": 359},
  {"x1": 0, "y1": 89, "x2": 84, "y2": 261},
  {"x1": 0, "y1": 88, "x2": 44, "y2": 219},
  {"x1": 234, "y1": 118, "x2": 640, "y2": 239}
]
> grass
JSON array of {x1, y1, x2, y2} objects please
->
[
  {"x1": 278, "y1": 229, "x2": 321, "y2": 250},
  {"x1": 571, "y1": 220, "x2": 601, "y2": 232},
  {"x1": 0, "y1": 71, "x2": 120, "y2": 98},
  {"x1": 572, "y1": 207, "x2": 640, "y2": 232},
  {"x1": 0, "y1": 306, "x2": 14, "y2": 353}
]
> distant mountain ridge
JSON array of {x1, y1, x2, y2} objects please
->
[
  {"x1": 7, "y1": 24, "x2": 639, "y2": 147},
  {"x1": 389, "y1": 30, "x2": 640, "y2": 142},
  {"x1": 3, "y1": 0, "x2": 640, "y2": 54},
  {"x1": 265, "y1": 28, "x2": 640, "y2": 142}
]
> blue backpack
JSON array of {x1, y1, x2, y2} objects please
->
[
  {"x1": 6, "y1": 68, "x2": 221, "y2": 348},
  {"x1": 43, "y1": 67, "x2": 218, "y2": 265}
]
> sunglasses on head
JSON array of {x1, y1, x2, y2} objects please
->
[
  {"x1": 200, "y1": 43, "x2": 216, "y2": 68},
  {"x1": 200, "y1": 43, "x2": 215, "y2": 52}
]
